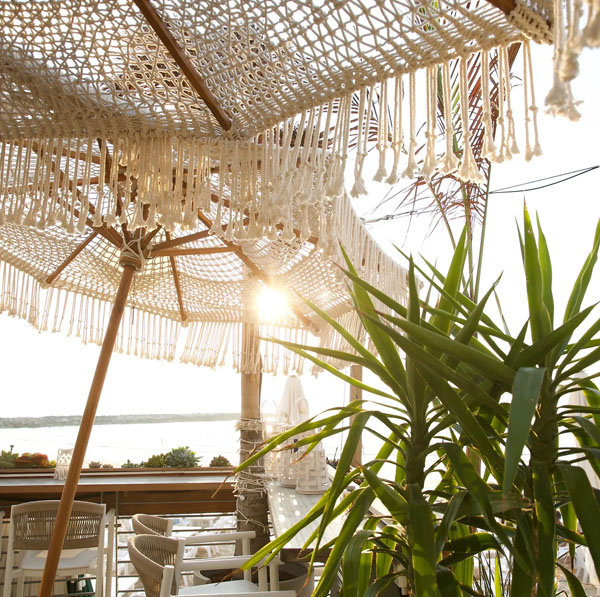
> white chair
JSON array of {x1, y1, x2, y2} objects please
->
[
  {"x1": 3, "y1": 500, "x2": 114, "y2": 597},
  {"x1": 131, "y1": 513, "x2": 251, "y2": 568},
  {"x1": 128, "y1": 534, "x2": 292, "y2": 596}
]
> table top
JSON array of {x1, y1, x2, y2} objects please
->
[
  {"x1": 0, "y1": 469, "x2": 234, "y2": 494},
  {"x1": 266, "y1": 481, "x2": 344, "y2": 555}
]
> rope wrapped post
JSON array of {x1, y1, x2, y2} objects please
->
[{"x1": 236, "y1": 317, "x2": 269, "y2": 553}]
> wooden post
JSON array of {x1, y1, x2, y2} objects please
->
[
  {"x1": 38, "y1": 264, "x2": 136, "y2": 597},
  {"x1": 350, "y1": 364, "x2": 363, "y2": 469},
  {"x1": 237, "y1": 319, "x2": 270, "y2": 553}
]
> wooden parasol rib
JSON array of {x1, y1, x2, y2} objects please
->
[
  {"x1": 46, "y1": 231, "x2": 98, "y2": 285},
  {"x1": 164, "y1": 231, "x2": 187, "y2": 324},
  {"x1": 132, "y1": 0, "x2": 232, "y2": 131},
  {"x1": 151, "y1": 229, "x2": 212, "y2": 252},
  {"x1": 484, "y1": 0, "x2": 516, "y2": 13},
  {"x1": 195, "y1": 212, "x2": 316, "y2": 331}
]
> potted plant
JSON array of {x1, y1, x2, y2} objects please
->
[{"x1": 238, "y1": 208, "x2": 600, "y2": 596}]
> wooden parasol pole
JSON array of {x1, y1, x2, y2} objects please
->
[{"x1": 38, "y1": 263, "x2": 136, "y2": 597}]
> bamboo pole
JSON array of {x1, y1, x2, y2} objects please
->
[
  {"x1": 38, "y1": 264, "x2": 136, "y2": 597},
  {"x1": 350, "y1": 364, "x2": 363, "y2": 469}
]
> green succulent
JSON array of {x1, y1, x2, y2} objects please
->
[
  {"x1": 164, "y1": 446, "x2": 200, "y2": 468},
  {"x1": 121, "y1": 459, "x2": 141, "y2": 468},
  {"x1": 209, "y1": 454, "x2": 232, "y2": 467},
  {"x1": 142, "y1": 453, "x2": 167, "y2": 468}
]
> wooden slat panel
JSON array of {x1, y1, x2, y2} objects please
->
[{"x1": 118, "y1": 500, "x2": 236, "y2": 516}]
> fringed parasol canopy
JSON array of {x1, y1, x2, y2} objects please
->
[
  {"x1": 0, "y1": 0, "x2": 573, "y2": 245},
  {"x1": 0, "y1": 183, "x2": 406, "y2": 373}
]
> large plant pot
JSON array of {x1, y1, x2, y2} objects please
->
[{"x1": 277, "y1": 562, "x2": 314, "y2": 597}]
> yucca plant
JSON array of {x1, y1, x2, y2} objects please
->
[
  {"x1": 490, "y1": 207, "x2": 600, "y2": 597},
  {"x1": 239, "y1": 229, "x2": 521, "y2": 596},
  {"x1": 238, "y1": 206, "x2": 600, "y2": 596}
]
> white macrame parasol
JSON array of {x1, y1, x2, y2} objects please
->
[{"x1": 2, "y1": 0, "x2": 597, "y2": 592}]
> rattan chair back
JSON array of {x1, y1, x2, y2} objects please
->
[
  {"x1": 128, "y1": 534, "x2": 181, "y2": 597},
  {"x1": 10, "y1": 500, "x2": 105, "y2": 550},
  {"x1": 131, "y1": 513, "x2": 173, "y2": 537}
]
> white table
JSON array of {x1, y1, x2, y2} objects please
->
[{"x1": 266, "y1": 481, "x2": 344, "y2": 560}]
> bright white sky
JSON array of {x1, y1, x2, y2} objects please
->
[{"x1": 0, "y1": 44, "x2": 598, "y2": 420}]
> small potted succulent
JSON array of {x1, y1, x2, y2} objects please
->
[
  {"x1": 121, "y1": 446, "x2": 201, "y2": 469},
  {"x1": 209, "y1": 455, "x2": 232, "y2": 467}
]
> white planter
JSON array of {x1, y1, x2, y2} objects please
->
[{"x1": 276, "y1": 562, "x2": 314, "y2": 597}]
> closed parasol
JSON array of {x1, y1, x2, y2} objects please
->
[{"x1": 277, "y1": 375, "x2": 310, "y2": 428}]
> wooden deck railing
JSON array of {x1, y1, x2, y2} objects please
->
[{"x1": 0, "y1": 468, "x2": 237, "y2": 597}]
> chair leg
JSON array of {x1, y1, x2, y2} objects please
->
[
  {"x1": 3, "y1": 537, "x2": 14, "y2": 597},
  {"x1": 104, "y1": 517, "x2": 115, "y2": 597},
  {"x1": 15, "y1": 573, "x2": 24, "y2": 597},
  {"x1": 95, "y1": 566, "x2": 104, "y2": 597}
]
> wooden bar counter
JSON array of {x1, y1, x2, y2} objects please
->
[{"x1": 0, "y1": 467, "x2": 236, "y2": 515}]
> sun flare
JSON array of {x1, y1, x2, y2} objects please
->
[{"x1": 256, "y1": 287, "x2": 291, "y2": 322}]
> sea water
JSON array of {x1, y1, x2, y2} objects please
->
[
  {"x1": 1, "y1": 421, "x2": 240, "y2": 467},
  {"x1": 0, "y1": 420, "x2": 374, "y2": 468}
]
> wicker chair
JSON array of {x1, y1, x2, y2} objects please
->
[
  {"x1": 132, "y1": 513, "x2": 174, "y2": 537},
  {"x1": 3, "y1": 500, "x2": 115, "y2": 597},
  {"x1": 128, "y1": 534, "x2": 293, "y2": 596},
  {"x1": 131, "y1": 513, "x2": 257, "y2": 587}
]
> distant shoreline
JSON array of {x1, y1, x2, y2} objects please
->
[{"x1": 0, "y1": 413, "x2": 241, "y2": 429}]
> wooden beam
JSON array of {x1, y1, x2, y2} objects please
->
[
  {"x1": 484, "y1": 0, "x2": 515, "y2": 13},
  {"x1": 46, "y1": 231, "x2": 98, "y2": 285},
  {"x1": 42, "y1": 180, "x2": 121, "y2": 247},
  {"x1": 141, "y1": 225, "x2": 162, "y2": 250},
  {"x1": 27, "y1": 143, "x2": 122, "y2": 248},
  {"x1": 132, "y1": 0, "x2": 232, "y2": 131},
  {"x1": 30, "y1": 140, "x2": 103, "y2": 165},
  {"x1": 152, "y1": 246, "x2": 237, "y2": 257},
  {"x1": 151, "y1": 229, "x2": 212, "y2": 252},
  {"x1": 98, "y1": 138, "x2": 132, "y2": 246},
  {"x1": 39, "y1": 264, "x2": 137, "y2": 597},
  {"x1": 164, "y1": 231, "x2": 187, "y2": 324},
  {"x1": 238, "y1": 318, "x2": 269, "y2": 553}
]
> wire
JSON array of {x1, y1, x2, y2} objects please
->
[
  {"x1": 362, "y1": 165, "x2": 599, "y2": 225},
  {"x1": 489, "y1": 165, "x2": 599, "y2": 194},
  {"x1": 363, "y1": 207, "x2": 441, "y2": 224}
]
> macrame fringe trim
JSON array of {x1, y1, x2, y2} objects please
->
[
  {"x1": 0, "y1": 260, "x2": 179, "y2": 361},
  {"x1": 180, "y1": 193, "x2": 411, "y2": 376},
  {"x1": 311, "y1": 192, "x2": 411, "y2": 373},
  {"x1": 0, "y1": 43, "x2": 547, "y2": 241},
  {"x1": 543, "y1": 0, "x2": 599, "y2": 118},
  {"x1": 180, "y1": 320, "x2": 309, "y2": 375}
]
